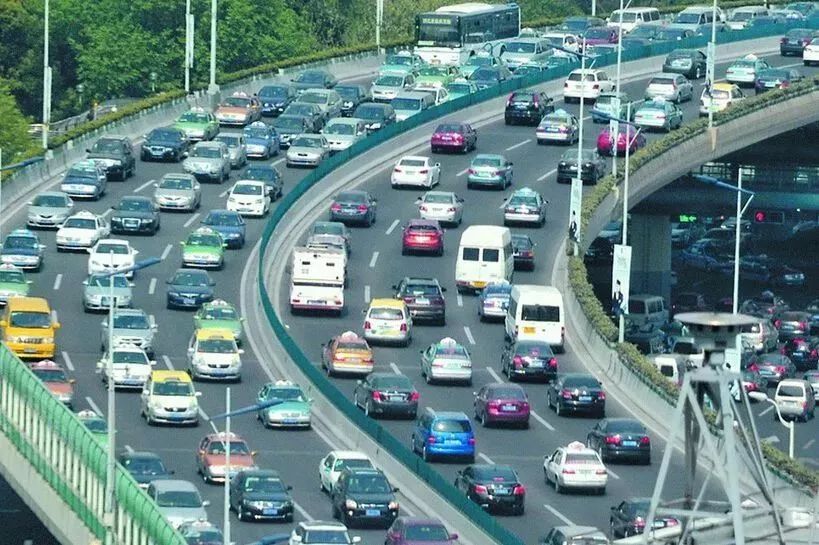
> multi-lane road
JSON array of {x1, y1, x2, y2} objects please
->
[{"x1": 3, "y1": 40, "x2": 816, "y2": 545}]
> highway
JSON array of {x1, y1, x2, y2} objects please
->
[{"x1": 2, "y1": 41, "x2": 816, "y2": 545}]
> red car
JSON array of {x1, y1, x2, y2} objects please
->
[
  {"x1": 196, "y1": 432, "x2": 258, "y2": 483},
  {"x1": 596, "y1": 125, "x2": 646, "y2": 156},
  {"x1": 583, "y1": 26, "x2": 620, "y2": 46},
  {"x1": 402, "y1": 219, "x2": 444, "y2": 255},
  {"x1": 385, "y1": 516, "x2": 459, "y2": 545},
  {"x1": 473, "y1": 383, "x2": 530, "y2": 427},
  {"x1": 430, "y1": 122, "x2": 477, "y2": 154}
]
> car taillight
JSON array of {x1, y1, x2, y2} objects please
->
[
  {"x1": 512, "y1": 355, "x2": 524, "y2": 368},
  {"x1": 419, "y1": 169, "x2": 429, "y2": 174},
  {"x1": 330, "y1": 203, "x2": 342, "y2": 212},
  {"x1": 513, "y1": 485, "x2": 526, "y2": 495},
  {"x1": 640, "y1": 436, "x2": 651, "y2": 445},
  {"x1": 635, "y1": 517, "x2": 646, "y2": 528},
  {"x1": 558, "y1": 126, "x2": 568, "y2": 133},
  {"x1": 505, "y1": 207, "x2": 515, "y2": 213},
  {"x1": 656, "y1": 114, "x2": 666, "y2": 119},
  {"x1": 506, "y1": 94, "x2": 514, "y2": 106},
  {"x1": 357, "y1": 204, "x2": 368, "y2": 212},
  {"x1": 451, "y1": 133, "x2": 463, "y2": 141},
  {"x1": 605, "y1": 435, "x2": 621, "y2": 445},
  {"x1": 394, "y1": 167, "x2": 403, "y2": 173},
  {"x1": 487, "y1": 400, "x2": 499, "y2": 410},
  {"x1": 781, "y1": 37, "x2": 788, "y2": 43},
  {"x1": 474, "y1": 484, "x2": 488, "y2": 494},
  {"x1": 447, "y1": 207, "x2": 456, "y2": 212},
  {"x1": 410, "y1": 391, "x2": 420, "y2": 401},
  {"x1": 561, "y1": 468, "x2": 575, "y2": 474},
  {"x1": 780, "y1": 81, "x2": 790, "y2": 89},
  {"x1": 598, "y1": 391, "x2": 606, "y2": 400},
  {"x1": 561, "y1": 389, "x2": 573, "y2": 399},
  {"x1": 533, "y1": 95, "x2": 539, "y2": 106},
  {"x1": 592, "y1": 84, "x2": 599, "y2": 89},
  {"x1": 400, "y1": 323, "x2": 407, "y2": 332},
  {"x1": 468, "y1": 168, "x2": 476, "y2": 174},
  {"x1": 427, "y1": 436, "x2": 436, "y2": 444},
  {"x1": 468, "y1": 437, "x2": 476, "y2": 445},
  {"x1": 420, "y1": 205, "x2": 428, "y2": 211},
  {"x1": 749, "y1": 363, "x2": 759, "y2": 372},
  {"x1": 595, "y1": 469, "x2": 608, "y2": 475},
  {"x1": 364, "y1": 321, "x2": 371, "y2": 330},
  {"x1": 800, "y1": 322, "x2": 808, "y2": 331},
  {"x1": 548, "y1": 357, "x2": 558, "y2": 368},
  {"x1": 811, "y1": 349, "x2": 818, "y2": 358},
  {"x1": 372, "y1": 391, "x2": 383, "y2": 401},
  {"x1": 780, "y1": 347, "x2": 787, "y2": 354},
  {"x1": 775, "y1": 366, "x2": 787, "y2": 375},
  {"x1": 403, "y1": 296, "x2": 414, "y2": 303},
  {"x1": 666, "y1": 519, "x2": 680, "y2": 527}
]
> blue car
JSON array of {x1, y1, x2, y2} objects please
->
[
  {"x1": 166, "y1": 268, "x2": 216, "y2": 309},
  {"x1": 243, "y1": 121, "x2": 280, "y2": 159},
  {"x1": 258, "y1": 84, "x2": 296, "y2": 116},
  {"x1": 477, "y1": 281, "x2": 512, "y2": 321},
  {"x1": 201, "y1": 209, "x2": 246, "y2": 249},
  {"x1": 0, "y1": 229, "x2": 45, "y2": 271},
  {"x1": 411, "y1": 409, "x2": 475, "y2": 462},
  {"x1": 60, "y1": 160, "x2": 107, "y2": 200}
]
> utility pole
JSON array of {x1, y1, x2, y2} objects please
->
[{"x1": 42, "y1": 0, "x2": 52, "y2": 151}]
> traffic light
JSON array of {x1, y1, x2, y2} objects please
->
[{"x1": 753, "y1": 210, "x2": 784, "y2": 224}]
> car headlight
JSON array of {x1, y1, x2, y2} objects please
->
[
  {"x1": 227, "y1": 197, "x2": 237, "y2": 203},
  {"x1": 59, "y1": 392, "x2": 73, "y2": 401},
  {"x1": 150, "y1": 400, "x2": 164, "y2": 410},
  {"x1": 43, "y1": 337, "x2": 54, "y2": 344},
  {"x1": 168, "y1": 291, "x2": 181, "y2": 298},
  {"x1": 226, "y1": 232, "x2": 240, "y2": 239},
  {"x1": 345, "y1": 499, "x2": 358, "y2": 510},
  {"x1": 140, "y1": 218, "x2": 154, "y2": 224},
  {"x1": 370, "y1": 122, "x2": 382, "y2": 129},
  {"x1": 388, "y1": 501, "x2": 399, "y2": 510}
]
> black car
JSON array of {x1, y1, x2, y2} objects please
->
[
  {"x1": 166, "y1": 268, "x2": 216, "y2": 309},
  {"x1": 501, "y1": 339, "x2": 558, "y2": 382},
  {"x1": 755, "y1": 68, "x2": 804, "y2": 94},
  {"x1": 557, "y1": 148, "x2": 607, "y2": 184},
  {"x1": 454, "y1": 464, "x2": 525, "y2": 515},
  {"x1": 354, "y1": 103, "x2": 397, "y2": 132},
  {"x1": 272, "y1": 114, "x2": 313, "y2": 148},
  {"x1": 610, "y1": 498, "x2": 680, "y2": 538},
  {"x1": 776, "y1": 311, "x2": 811, "y2": 341},
  {"x1": 87, "y1": 135, "x2": 136, "y2": 180},
  {"x1": 118, "y1": 450, "x2": 174, "y2": 488},
  {"x1": 258, "y1": 84, "x2": 296, "y2": 116},
  {"x1": 331, "y1": 467, "x2": 399, "y2": 528},
  {"x1": 504, "y1": 91, "x2": 555, "y2": 126},
  {"x1": 671, "y1": 292, "x2": 709, "y2": 316},
  {"x1": 584, "y1": 237, "x2": 613, "y2": 264},
  {"x1": 471, "y1": 66, "x2": 513, "y2": 90},
  {"x1": 662, "y1": 49, "x2": 707, "y2": 79},
  {"x1": 547, "y1": 373, "x2": 606, "y2": 417},
  {"x1": 282, "y1": 103, "x2": 324, "y2": 132},
  {"x1": 782, "y1": 337, "x2": 819, "y2": 371},
  {"x1": 586, "y1": 418, "x2": 651, "y2": 465},
  {"x1": 353, "y1": 372, "x2": 419, "y2": 419},
  {"x1": 141, "y1": 127, "x2": 190, "y2": 162},
  {"x1": 110, "y1": 196, "x2": 160, "y2": 235},
  {"x1": 780, "y1": 28, "x2": 816, "y2": 56},
  {"x1": 329, "y1": 190, "x2": 378, "y2": 226},
  {"x1": 806, "y1": 299, "x2": 819, "y2": 334},
  {"x1": 229, "y1": 469, "x2": 294, "y2": 522},
  {"x1": 291, "y1": 69, "x2": 338, "y2": 92},
  {"x1": 511, "y1": 234, "x2": 536, "y2": 270},
  {"x1": 240, "y1": 164, "x2": 283, "y2": 201},
  {"x1": 392, "y1": 277, "x2": 446, "y2": 325},
  {"x1": 335, "y1": 84, "x2": 369, "y2": 116}
]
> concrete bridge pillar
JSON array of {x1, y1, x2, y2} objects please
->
[{"x1": 630, "y1": 214, "x2": 672, "y2": 304}]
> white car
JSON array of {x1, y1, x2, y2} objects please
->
[
  {"x1": 97, "y1": 343, "x2": 155, "y2": 389},
  {"x1": 804, "y1": 37, "x2": 819, "y2": 66},
  {"x1": 318, "y1": 450, "x2": 374, "y2": 492},
  {"x1": 56, "y1": 211, "x2": 110, "y2": 251},
  {"x1": 87, "y1": 239, "x2": 138, "y2": 279},
  {"x1": 391, "y1": 156, "x2": 441, "y2": 188},
  {"x1": 563, "y1": 69, "x2": 615, "y2": 102},
  {"x1": 543, "y1": 441, "x2": 608, "y2": 494},
  {"x1": 503, "y1": 187, "x2": 548, "y2": 226},
  {"x1": 290, "y1": 521, "x2": 361, "y2": 545},
  {"x1": 417, "y1": 191, "x2": 464, "y2": 225},
  {"x1": 420, "y1": 337, "x2": 473, "y2": 385},
  {"x1": 286, "y1": 134, "x2": 331, "y2": 168},
  {"x1": 186, "y1": 329, "x2": 244, "y2": 381},
  {"x1": 226, "y1": 180, "x2": 271, "y2": 217}
]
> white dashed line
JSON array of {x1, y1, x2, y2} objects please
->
[
  {"x1": 148, "y1": 278, "x2": 157, "y2": 295},
  {"x1": 134, "y1": 179, "x2": 156, "y2": 193},
  {"x1": 162, "y1": 355, "x2": 175, "y2": 370},
  {"x1": 160, "y1": 244, "x2": 173, "y2": 260},
  {"x1": 607, "y1": 468, "x2": 621, "y2": 480},
  {"x1": 219, "y1": 189, "x2": 230, "y2": 198},
  {"x1": 544, "y1": 504, "x2": 575, "y2": 526},
  {"x1": 385, "y1": 219, "x2": 400, "y2": 235},
  {"x1": 53, "y1": 274, "x2": 62, "y2": 290},
  {"x1": 477, "y1": 452, "x2": 495, "y2": 464},
  {"x1": 272, "y1": 157, "x2": 286, "y2": 166},
  {"x1": 198, "y1": 407, "x2": 210, "y2": 421},
  {"x1": 124, "y1": 445, "x2": 134, "y2": 454},
  {"x1": 804, "y1": 438, "x2": 816, "y2": 450},
  {"x1": 530, "y1": 410, "x2": 556, "y2": 431},
  {"x1": 61, "y1": 352, "x2": 75, "y2": 372},
  {"x1": 463, "y1": 326, "x2": 475, "y2": 345},
  {"x1": 485, "y1": 367, "x2": 503, "y2": 383},
  {"x1": 183, "y1": 213, "x2": 201, "y2": 228},
  {"x1": 294, "y1": 501, "x2": 314, "y2": 521},
  {"x1": 85, "y1": 397, "x2": 104, "y2": 416},
  {"x1": 506, "y1": 139, "x2": 531, "y2": 151},
  {"x1": 758, "y1": 405, "x2": 774, "y2": 417},
  {"x1": 537, "y1": 168, "x2": 557, "y2": 182},
  {"x1": 369, "y1": 251, "x2": 379, "y2": 268},
  {"x1": 364, "y1": 285, "x2": 371, "y2": 303},
  {"x1": 24, "y1": 539, "x2": 33, "y2": 545},
  {"x1": 457, "y1": 294, "x2": 463, "y2": 307},
  {"x1": 101, "y1": 208, "x2": 114, "y2": 218},
  {"x1": 390, "y1": 362, "x2": 402, "y2": 375},
  {"x1": 456, "y1": 168, "x2": 469, "y2": 177}
]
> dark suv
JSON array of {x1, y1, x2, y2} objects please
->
[
  {"x1": 454, "y1": 464, "x2": 525, "y2": 515},
  {"x1": 392, "y1": 277, "x2": 447, "y2": 325},
  {"x1": 229, "y1": 468, "x2": 294, "y2": 522},
  {"x1": 336, "y1": 84, "x2": 369, "y2": 116},
  {"x1": 110, "y1": 195, "x2": 160, "y2": 235},
  {"x1": 662, "y1": 49, "x2": 707, "y2": 79},
  {"x1": 140, "y1": 127, "x2": 190, "y2": 162},
  {"x1": 504, "y1": 91, "x2": 555, "y2": 125},
  {"x1": 87, "y1": 135, "x2": 136, "y2": 180},
  {"x1": 331, "y1": 467, "x2": 399, "y2": 528}
]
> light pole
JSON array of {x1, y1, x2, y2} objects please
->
[
  {"x1": 208, "y1": 0, "x2": 219, "y2": 99},
  {"x1": 375, "y1": 0, "x2": 384, "y2": 54},
  {"x1": 185, "y1": 0, "x2": 194, "y2": 94},
  {"x1": 749, "y1": 393, "x2": 794, "y2": 459},
  {"x1": 150, "y1": 72, "x2": 157, "y2": 93},
  {"x1": 42, "y1": 0, "x2": 52, "y2": 151},
  {"x1": 611, "y1": 0, "x2": 633, "y2": 181},
  {"x1": 692, "y1": 173, "x2": 755, "y2": 314},
  {"x1": 707, "y1": 0, "x2": 719, "y2": 128}
]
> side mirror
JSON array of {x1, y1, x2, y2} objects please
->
[
  {"x1": 237, "y1": 349, "x2": 245, "y2": 355},
  {"x1": 209, "y1": 280, "x2": 216, "y2": 286},
  {"x1": 169, "y1": 469, "x2": 176, "y2": 474},
  {"x1": 110, "y1": 206, "x2": 116, "y2": 210},
  {"x1": 86, "y1": 149, "x2": 92, "y2": 153},
  {"x1": 449, "y1": 533, "x2": 459, "y2": 541},
  {"x1": 356, "y1": 380, "x2": 363, "y2": 385},
  {"x1": 393, "y1": 487, "x2": 400, "y2": 492},
  {"x1": 195, "y1": 391, "x2": 203, "y2": 397},
  {"x1": 26, "y1": 201, "x2": 33, "y2": 206},
  {"x1": 441, "y1": 287, "x2": 447, "y2": 292},
  {"x1": 251, "y1": 451, "x2": 258, "y2": 457},
  {"x1": 391, "y1": 284, "x2": 398, "y2": 290},
  {"x1": 286, "y1": 485, "x2": 293, "y2": 490},
  {"x1": 69, "y1": 378, "x2": 76, "y2": 384},
  {"x1": 202, "y1": 500, "x2": 211, "y2": 507},
  {"x1": 352, "y1": 538, "x2": 362, "y2": 544},
  {"x1": 182, "y1": 151, "x2": 189, "y2": 158},
  {"x1": 53, "y1": 322, "x2": 61, "y2": 329},
  {"x1": 187, "y1": 348, "x2": 195, "y2": 354},
  {"x1": 153, "y1": 183, "x2": 159, "y2": 188},
  {"x1": 149, "y1": 360, "x2": 157, "y2": 366}
]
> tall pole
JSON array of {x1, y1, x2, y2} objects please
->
[
  {"x1": 576, "y1": 38, "x2": 588, "y2": 192},
  {"x1": 618, "y1": 102, "x2": 634, "y2": 344},
  {"x1": 707, "y1": 0, "x2": 718, "y2": 129},
  {"x1": 0, "y1": 147, "x2": 3, "y2": 241},
  {"x1": 185, "y1": 0, "x2": 193, "y2": 94},
  {"x1": 208, "y1": 0, "x2": 219, "y2": 102},
  {"x1": 104, "y1": 253, "x2": 117, "y2": 545},
  {"x1": 591, "y1": 0, "x2": 597, "y2": 16},
  {"x1": 732, "y1": 169, "x2": 742, "y2": 314},
  {"x1": 612, "y1": 0, "x2": 629, "y2": 180},
  {"x1": 42, "y1": 0, "x2": 51, "y2": 151},
  {"x1": 376, "y1": 0, "x2": 384, "y2": 54},
  {"x1": 223, "y1": 387, "x2": 231, "y2": 545}
]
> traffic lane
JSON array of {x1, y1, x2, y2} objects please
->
[{"x1": 749, "y1": 397, "x2": 819, "y2": 466}]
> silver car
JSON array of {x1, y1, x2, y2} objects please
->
[
  {"x1": 322, "y1": 118, "x2": 367, "y2": 152},
  {"x1": 147, "y1": 480, "x2": 210, "y2": 530},
  {"x1": 416, "y1": 191, "x2": 464, "y2": 225},
  {"x1": 183, "y1": 141, "x2": 231, "y2": 183},
  {"x1": 286, "y1": 134, "x2": 331, "y2": 168},
  {"x1": 83, "y1": 273, "x2": 134, "y2": 312},
  {"x1": 296, "y1": 89, "x2": 343, "y2": 119},
  {"x1": 214, "y1": 133, "x2": 248, "y2": 169},
  {"x1": 153, "y1": 173, "x2": 201, "y2": 212},
  {"x1": 26, "y1": 191, "x2": 74, "y2": 229},
  {"x1": 101, "y1": 308, "x2": 157, "y2": 357},
  {"x1": 644, "y1": 73, "x2": 695, "y2": 103}
]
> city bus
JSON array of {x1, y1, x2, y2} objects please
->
[{"x1": 414, "y1": 3, "x2": 521, "y2": 66}]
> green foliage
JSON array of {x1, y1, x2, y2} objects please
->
[{"x1": 0, "y1": 78, "x2": 32, "y2": 163}]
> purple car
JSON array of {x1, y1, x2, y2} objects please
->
[
  {"x1": 385, "y1": 516, "x2": 459, "y2": 545},
  {"x1": 430, "y1": 122, "x2": 477, "y2": 154},
  {"x1": 583, "y1": 26, "x2": 619, "y2": 46},
  {"x1": 473, "y1": 383, "x2": 531, "y2": 427}
]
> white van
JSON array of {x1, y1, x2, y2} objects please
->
[
  {"x1": 608, "y1": 7, "x2": 662, "y2": 33},
  {"x1": 727, "y1": 6, "x2": 768, "y2": 29},
  {"x1": 455, "y1": 226, "x2": 513, "y2": 293},
  {"x1": 505, "y1": 285, "x2": 565, "y2": 352}
]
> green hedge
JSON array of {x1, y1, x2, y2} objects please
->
[{"x1": 569, "y1": 76, "x2": 819, "y2": 492}]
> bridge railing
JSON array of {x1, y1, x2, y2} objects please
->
[{"x1": 0, "y1": 343, "x2": 186, "y2": 545}]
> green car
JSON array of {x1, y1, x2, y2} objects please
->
[
  {"x1": 194, "y1": 299, "x2": 244, "y2": 345},
  {"x1": 173, "y1": 107, "x2": 219, "y2": 142},
  {"x1": 181, "y1": 227, "x2": 226, "y2": 269},
  {"x1": 256, "y1": 381, "x2": 312, "y2": 429},
  {"x1": 0, "y1": 264, "x2": 31, "y2": 304},
  {"x1": 77, "y1": 410, "x2": 108, "y2": 443},
  {"x1": 633, "y1": 99, "x2": 683, "y2": 132},
  {"x1": 415, "y1": 65, "x2": 461, "y2": 88},
  {"x1": 459, "y1": 53, "x2": 505, "y2": 79},
  {"x1": 379, "y1": 52, "x2": 424, "y2": 76},
  {"x1": 445, "y1": 78, "x2": 478, "y2": 100}
]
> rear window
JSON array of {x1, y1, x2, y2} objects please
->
[
  {"x1": 565, "y1": 453, "x2": 600, "y2": 464},
  {"x1": 564, "y1": 376, "x2": 600, "y2": 389},
  {"x1": 521, "y1": 304, "x2": 560, "y2": 322},
  {"x1": 489, "y1": 387, "x2": 526, "y2": 400},
  {"x1": 482, "y1": 249, "x2": 499, "y2": 262},
  {"x1": 432, "y1": 419, "x2": 471, "y2": 433},
  {"x1": 369, "y1": 308, "x2": 403, "y2": 320},
  {"x1": 649, "y1": 77, "x2": 675, "y2": 85},
  {"x1": 659, "y1": 364, "x2": 676, "y2": 377},
  {"x1": 462, "y1": 247, "x2": 480, "y2": 261},
  {"x1": 778, "y1": 385, "x2": 805, "y2": 398}
]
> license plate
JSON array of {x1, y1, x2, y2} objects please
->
[
  {"x1": 523, "y1": 326, "x2": 535, "y2": 334},
  {"x1": 546, "y1": 127, "x2": 559, "y2": 132},
  {"x1": 365, "y1": 509, "x2": 381, "y2": 517},
  {"x1": 623, "y1": 440, "x2": 637, "y2": 447},
  {"x1": 416, "y1": 298, "x2": 429, "y2": 305},
  {"x1": 263, "y1": 508, "x2": 279, "y2": 515},
  {"x1": 308, "y1": 300, "x2": 325, "y2": 305},
  {"x1": 502, "y1": 404, "x2": 517, "y2": 412},
  {"x1": 495, "y1": 487, "x2": 509, "y2": 494},
  {"x1": 283, "y1": 419, "x2": 297, "y2": 424},
  {"x1": 528, "y1": 359, "x2": 544, "y2": 368},
  {"x1": 444, "y1": 439, "x2": 460, "y2": 445},
  {"x1": 579, "y1": 396, "x2": 592, "y2": 402},
  {"x1": 182, "y1": 298, "x2": 195, "y2": 305}
]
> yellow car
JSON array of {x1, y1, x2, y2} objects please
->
[
  {"x1": 362, "y1": 298, "x2": 412, "y2": 346},
  {"x1": 186, "y1": 328, "x2": 243, "y2": 381},
  {"x1": 699, "y1": 82, "x2": 746, "y2": 116},
  {"x1": 320, "y1": 331, "x2": 374, "y2": 376},
  {"x1": 0, "y1": 297, "x2": 60, "y2": 359}
]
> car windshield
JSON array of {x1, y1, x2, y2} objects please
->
[
  {"x1": 173, "y1": 272, "x2": 210, "y2": 287},
  {"x1": 91, "y1": 140, "x2": 121, "y2": 153},
  {"x1": 160, "y1": 177, "x2": 194, "y2": 190},
  {"x1": 356, "y1": 105, "x2": 385, "y2": 120},
  {"x1": 215, "y1": 135, "x2": 241, "y2": 147},
  {"x1": 656, "y1": 29, "x2": 686, "y2": 40},
  {"x1": 83, "y1": 418, "x2": 107, "y2": 432},
  {"x1": 730, "y1": 11, "x2": 755, "y2": 21},
  {"x1": 521, "y1": 304, "x2": 559, "y2": 321},
  {"x1": 32, "y1": 195, "x2": 67, "y2": 207},
  {"x1": 336, "y1": 86, "x2": 361, "y2": 100},
  {"x1": 630, "y1": 26, "x2": 658, "y2": 37},
  {"x1": 183, "y1": 529, "x2": 222, "y2": 544},
  {"x1": 311, "y1": 223, "x2": 343, "y2": 236},
  {"x1": 201, "y1": 306, "x2": 237, "y2": 320},
  {"x1": 243, "y1": 168, "x2": 277, "y2": 182},
  {"x1": 191, "y1": 147, "x2": 222, "y2": 159},
  {"x1": 402, "y1": 283, "x2": 440, "y2": 296},
  {"x1": 62, "y1": 217, "x2": 96, "y2": 229},
  {"x1": 0, "y1": 270, "x2": 25, "y2": 283},
  {"x1": 222, "y1": 97, "x2": 250, "y2": 108},
  {"x1": 95, "y1": 243, "x2": 129, "y2": 255},
  {"x1": 259, "y1": 86, "x2": 288, "y2": 98},
  {"x1": 296, "y1": 71, "x2": 326, "y2": 83},
  {"x1": 207, "y1": 441, "x2": 248, "y2": 455},
  {"x1": 156, "y1": 491, "x2": 201, "y2": 508},
  {"x1": 112, "y1": 314, "x2": 149, "y2": 329},
  {"x1": 611, "y1": 11, "x2": 639, "y2": 22},
  {"x1": 709, "y1": 88, "x2": 730, "y2": 99},
  {"x1": 206, "y1": 212, "x2": 242, "y2": 226},
  {"x1": 3, "y1": 236, "x2": 37, "y2": 250},
  {"x1": 564, "y1": 376, "x2": 601, "y2": 388},
  {"x1": 232, "y1": 184, "x2": 263, "y2": 196},
  {"x1": 179, "y1": 113, "x2": 210, "y2": 124},
  {"x1": 303, "y1": 530, "x2": 350, "y2": 544},
  {"x1": 566, "y1": 453, "x2": 601, "y2": 464},
  {"x1": 419, "y1": 67, "x2": 448, "y2": 77},
  {"x1": 404, "y1": 524, "x2": 451, "y2": 541},
  {"x1": 472, "y1": 68, "x2": 499, "y2": 81},
  {"x1": 291, "y1": 137, "x2": 322, "y2": 148},
  {"x1": 675, "y1": 12, "x2": 703, "y2": 23},
  {"x1": 585, "y1": 27, "x2": 612, "y2": 38},
  {"x1": 150, "y1": 129, "x2": 183, "y2": 141},
  {"x1": 113, "y1": 351, "x2": 148, "y2": 364},
  {"x1": 274, "y1": 117, "x2": 305, "y2": 130},
  {"x1": 375, "y1": 75, "x2": 404, "y2": 86},
  {"x1": 562, "y1": 18, "x2": 591, "y2": 31},
  {"x1": 325, "y1": 123, "x2": 356, "y2": 135},
  {"x1": 432, "y1": 419, "x2": 471, "y2": 432},
  {"x1": 287, "y1": 104, "x2": 315, "y2": 116},
  {"x1": 484, "y1": 285, "x2": 511, "y2": 297},
  {"x1": 244, "y1": 476, "x2": 286, "y2": 493},
  {"x1": 198, "y1": 339, "x2": 236, "y2": 353},
  {"x1": 66, "y1": 168, "x2": 97, "y2": 180},
  {"x1": 509, "y1": 195, "x2": 539, "y2": 207},
  {"x1": 778, "y1": 385, "x2": 804, "y2": 397},
  {"x1": 89, "y1": 275, "x2": 129, "y2": 288},
  {"x1": 568, "y1": 72, "x2": 596, "y2": 82},
  {"x1": 299, "y1": 92, "x2": 329, "y2": 105},
  {"x1": 446, "y1": 83, "x2": 472, "y2": 94},
  {"x1": 264, "y1": 387, "x2": 306, "y2": 402},
  {"x1": 153, "y1": 381, "x2": 193, "y2": 396},
  {"x1": 436, "y1": 123, "x2": 463, "y2": 134},
  {"x1": 10, "y1": 311, "x2": 51, "y2": 328},
  {"x1": 512, "y1": 236, "x2": 533, "y2": 249},
  {"x1": 435, "y1": 344, "x2": 468, "y2": 358},
  {"x1": 118, "y1": 199, "x2": 152, "y2": 212},
  {"x1": 244, "y1": 127, "x2": 271, "y2": 139},
  {"x1": 32, "y1": 368, "x2": 67, "y2": 382},
  {"x1": 369, "y1": 308, "x2": 403, "y2": 320},
  {"x1": 347, "y1": 474, "x2": 392, "y2": 493},
  {"x1": 386, "y1": 54, "x2": 414, "y2": 66},
  {"x1": 122, "y1": 456, "x2": 167, "y2": 475},
  {"x1": 506, "y1": 41, "x2": 537, "y2": 53}
]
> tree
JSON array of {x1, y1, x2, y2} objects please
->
[{"x1": 0, "y1": 79, "x2": 32, "y2": 161}]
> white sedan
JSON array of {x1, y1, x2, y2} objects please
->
[
  {"x1": 417, "y1": 191, "x2": 464, "y2": 225},
  {"x1": 87, "y1": 239, "x2": 138, "y2": 279},
  {"x1": 56, "y1": 211, "x2": 110, "y2": 251},
  {"x1": 543, "y1": 441, "x2": 608, "y2": 494},
  {"x1": 391, "y1": 156, "x2": 441, "y2": 189},
  {"x1": 226, "y1": 180, "x2": 271, "y2": 217},
  {"x1": 97, "y1": 343, "x2": 155, "y2": 389},
  {"x1": 318, "y1": 450, "x2": 373, "y2": 492}
]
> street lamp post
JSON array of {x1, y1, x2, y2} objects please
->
[
  {"x1": 185, "y1": 0, "x2": 194, "y2": 94},
  {"x1": 611, "y1": 0, "x2": 633, "y2": 180},
  {"x1": 707, "y1": 0, "x2": 719, "y2": 129},
  {"x1": 42, "y1": 0, "x2": 52, "y2": 151},
  {"x1": 209, "y1": 0, "x2": 218, "y2": 96},
  {"x1": 751, "y1": 395, "x2": 795, "y2": 459},
  {"x1": 375, "y1": 0, "x2": 384, "y2": 54}
]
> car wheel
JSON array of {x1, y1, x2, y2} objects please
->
[
  {"x1": 365, "y1": 400, "x2": 372, "y2": 417},
  {"x1": 555, "y1": 401, "x2": 562, "y2": 416},
  {"x1": 554, "y1": 478, "x2": 563, "y2": 494},
  {"x1": 422, "y1": 445, "x2": 431, "y2": 462}
]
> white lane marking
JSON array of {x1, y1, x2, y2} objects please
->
[
  {"x1": 456, "y1": 168, "x2": 469, "y2": 177},
  {"x1": 101, "y1": 208, "x2": 114, "y2": 218},
  {"x1": 199, "y1": 407, "x2": 210, "y2": 421},
  {"x1": 457, "y1": 294, "x2": 463, "y2": 307},
  {"x1": 219, "y1": 188, "x2": 230, "y2": 198},
  {"x1": 530, "y1": 410, "x2": 556, "y2": 431},
  {"x1": 485, "y1": 367, "x2": 503, "y2": 384},
  {"x1": 369, "y1": 251, "x2": 379, "y2": 268},
  {"x1": 544, "y1": 503, "x2": 575, "y2": 526},
  {"x1": 758, "y1": 405, "x2": 774, "y2": 417},
  {"x1": 537, "y1": 168, "x2": 557, "y2": 182},
  {"x1": 160, "y1": 243, "x2": 173, "y2": 260},
  {"x1": 506, "y1": 139, "x2": 531, "y2": 151},
  {"x1": 148, "y1": 278, "x2": 157, "y2": 295},
  {"x1": 385, "y1": 219, "x2": 400, "y2": 235},
  {"x1": 477, "y1": 452, "x2": 495, "y2": 464},
  {"x1": 803, "y1": 438, "x2": 816, "y2": 450},
  {"x1": 53, "y1": 273, "x2": 62, "y2": 290},
  {"x1": 51, "y1": 310, "x2": 58, "y2": 323},
  {"x1": 61, "y1": 352, "x2": 75, "y2": 372},
  {"x1": 183, "y1": 212, "x2": 201, "y2": 228},
  {"x1": 390, "y1": 362, "x2": 402, "y2": 375},
  {"x1": 364, "y1": 285, "x2": 371, "y2": 303},
  {"x1": 85, "y1": 396, "x2": 104, "y2": 416},
  {"x1": 607, "y1": 468, "x2": 621, "y2": 480},
  {"x1": 134, "y1": 179, "x2": 156, "y2": 193},
  {"x1": 762, "y1": 435, "x2": 780, "y2": 444},
  {"x1": 294, "y1": 501, "x2": 314, "y2": 522},
  {"x1": 272, "y1": 157, "x2": 286, "y2": 166},
  {"x1": 124, "y1": 445, "x2": 134, "y2": 454},
  {"x1": 463, "y1": 326, "x2": 476, "y2": 345},
  {"x1": 162, "y1": 355, "x2": 175, "y2": 370}
]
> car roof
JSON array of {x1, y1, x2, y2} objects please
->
[
  {"x1": 150, "y1": 479, "x2": 199, "y2": 492},
  {"x1": 195, "y1": 328, "x2": 236, "y2": 341},
  {"x1": 407, "y1": 218, "x2": 440, "y2": 227},
  {"x1": 204, "y1": 431, "x2": 244, "y2": 442},
  {"x1": 120, "y1": 450, "x2": 162, "y2": 460},
  {"x1": 713, "y1": 82, "x2": 737, "y2": 91},
  {"x1": 7, "y1": 297, "x2": 50, "y2": 312},
  {"x1": 427, "y1": 409, "x2": 469, "y2": 420},
  {"x1": 151, "y1": 370, "x2": 192, "y2": 383},
  {"x1": 328, "y1": 450, "x2": 370, "y2": 459},
  {"x1": 298, "y1": 520, "x2": 349, "y2": 530},
  {"x1": 368, "y1": 298, "x2": 405, "y2": 308}
]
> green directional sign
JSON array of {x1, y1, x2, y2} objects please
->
[{"x1": 679, "y1": 214, "x2": 698, "y2": 223}]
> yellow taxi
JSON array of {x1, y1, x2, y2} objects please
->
[
  {"x1": 699, "y1": 82, "x2": 746, "y2": 116},
  {"x1": 0, "y1": 297, "x2": 60, "y2": 359},
  {"x1": 321, "y1": 331, "x2": 374, "y2": 376},
  {"x1": 362, "y1": 298, "x2": 412, "y2": 346},
  {"x1": 140, "y1": 370, "x2": 201, "y2": 426},
  {"x1": 186, "y1": 328, "x2": 243, "y2": 381}
]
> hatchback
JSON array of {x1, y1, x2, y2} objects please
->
[
  {"x1": 774, "y1": 379, "x2": 816, "y2": 421},
  {"x1": 411, "y1": 409, "x2": 475, "y2": 462},
  {"x1": 401, "y1": 219, "x2": 444, "y2": 256},
  {"x1": 473, "y1": 383, "x2": 530, "y2": 428}
]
